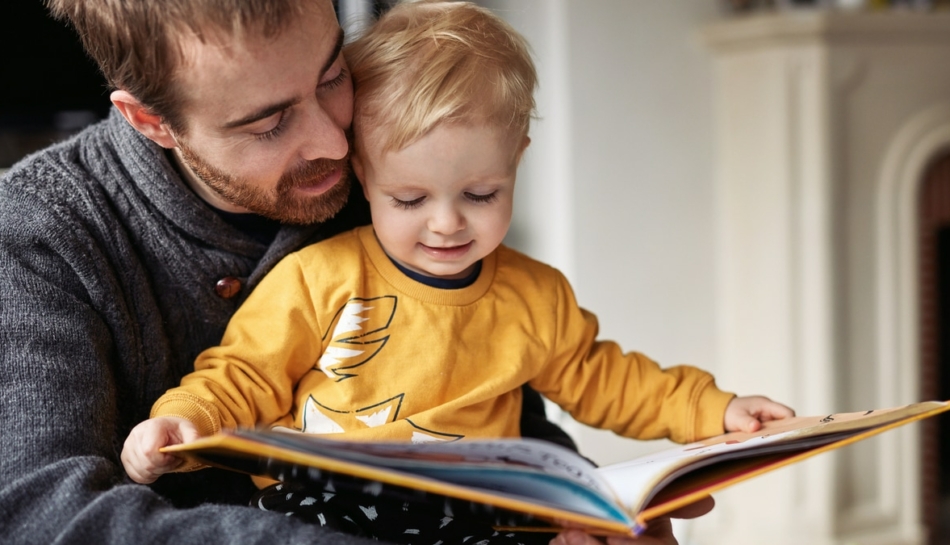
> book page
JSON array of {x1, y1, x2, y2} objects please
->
[
  {"x1": 596, "y1": 400, "x2": 949, "y2": 513},
  {"x1": 253, "y1": 430, "x2": 619, "y2": 498},
  {"x1": 597, "y1": 428, "x2": 860, "y2": 511},
  {"x1": 171, "y1": 430, "x2": 638, "y2": 531}
]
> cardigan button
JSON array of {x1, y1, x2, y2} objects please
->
[{"x1": 215, "y1": 276, "x2": 242, "y2": 299}]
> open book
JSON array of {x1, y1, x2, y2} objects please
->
[{"x1": 164, "y1": 400, "x2": 950, "y2": 537}]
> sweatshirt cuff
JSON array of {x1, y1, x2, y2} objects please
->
[
  {"x1": 692, "y1": 383, "x2": 736, "y2": 441},
  {"x1": 150, "y1": 392, "x2": 222, "y2": 437}
]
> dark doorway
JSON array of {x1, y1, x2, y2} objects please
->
[{"x1": 919, "y1": 151, "x2": 950, "y2": 545}]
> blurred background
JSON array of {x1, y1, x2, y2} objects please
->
[
  {"x1": 4, "y1": 0, "x2": 950, "y2": 543},
  {"x1": 0, "y1": 1, "x2": 110, "y2": 169}
]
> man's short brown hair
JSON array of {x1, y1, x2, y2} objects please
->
[{"x1": 45, "y1": 0, "x2": 319, "y2": 133}]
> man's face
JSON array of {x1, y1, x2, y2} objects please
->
[{"x1": 169, "y1": 1, "x2": 353, "y2": 224}]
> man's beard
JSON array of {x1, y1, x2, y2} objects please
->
[{"x1": 177, "y1": 142, "x2": 351, "y2": 225}]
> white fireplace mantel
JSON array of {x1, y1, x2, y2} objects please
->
[
  {"x1": 697, "y1": 11, "x2": 950, "y2": 545},
  {"x1": 705, "y1": 10, "x2": 950, "y2": 50}
]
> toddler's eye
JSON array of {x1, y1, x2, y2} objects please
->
[
  {"x1": 392, "y1": 196, "x2": 425, "y2": 210},
  {"x1": 465, "y1": 192, "x2": 498, "y2": 204}
]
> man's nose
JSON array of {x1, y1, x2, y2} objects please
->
[
  {"x1": 298, "y1": 103, "x2": 349, "y2": 162},
  {"x1": 428, "y1": 204, "x2": 465, "y2": 234}
]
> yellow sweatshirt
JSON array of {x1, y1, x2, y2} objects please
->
[{"x1": 153, "y1": 226, "x2": 734, "y2": 445}]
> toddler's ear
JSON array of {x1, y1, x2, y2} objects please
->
[
  {"x1": 516, "y1": 135, "x2": 531, "y2": 164},
  {"x1": 350, "y1": 154, "x2": 369, "y2": 196}
]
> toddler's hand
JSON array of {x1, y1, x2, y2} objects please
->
[
  {"x1": 724, "y1": 395, "x2": 795, "y2": 433},
  {"x1": 121, "y1": 416, "x2": 199, "y2": 484}
]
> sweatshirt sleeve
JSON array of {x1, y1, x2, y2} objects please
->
[
  {"x1": 530, "y1": 271, "x2": 735, "y2": 444},
  {"x1": 151, "y1": 252, "x2": 324, "y2": 436},
  {"x1": 0, "y1": 172, "x2": 378, "y2": 545}
]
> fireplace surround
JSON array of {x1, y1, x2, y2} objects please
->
[{"x1": 701, "y1": 10, "x2": 950, "y2": 544}]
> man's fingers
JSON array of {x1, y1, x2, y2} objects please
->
[
  {"x1": 549, "y1": 530, "x2": 598, "y2": 545},
  {"x1": 630, "y1": 496, "x2": 715, "y2": 545},
  {"x1": 637, "y1": 516, "x2": 675, "y2": 544},
  {"x1": 663, "y1": 495, "x2": 715, "y2": 520},
  {"x1": 549, "y1": 497, "x2": 715, "y2": 545}
]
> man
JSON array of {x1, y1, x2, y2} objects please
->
[{"x1": 0, "y1": 0, "x2": 706, "y2": 543}]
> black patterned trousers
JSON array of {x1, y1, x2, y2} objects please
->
[{"x1": 251, "y1": 476, "x2": 557, "y2": 545}]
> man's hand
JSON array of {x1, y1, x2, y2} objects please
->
[
  {"x1": 120, "y1": 416, "x2": 200, "y2": 484},
  {"x1": 549, "y1": 496, "x2": 715, "y2": 545},
  {"x1": 723, "y1": 395, "x2": 795, "y2": 433}
]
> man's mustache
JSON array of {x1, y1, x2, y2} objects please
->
[{"x1": 279, "y1": 156, "x2": 350, "y2": 193}]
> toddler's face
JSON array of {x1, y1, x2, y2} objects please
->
[{"x1": 354, "y1": 123, "x2": 526, "y2": 279}]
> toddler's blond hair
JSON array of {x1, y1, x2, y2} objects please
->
[{"x1": 345, "y1": 0, "x2": 537, "y2": 155}]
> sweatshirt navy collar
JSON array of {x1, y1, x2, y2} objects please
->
[{"x1": 388, "y1": 256, "x2": 482, "y2": 290}]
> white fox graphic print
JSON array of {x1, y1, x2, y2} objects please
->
[
  {"x1": 317, "y1": 296, "x2": 397, "y2": 381},
  {"x1": 300, "y1": 295, "x2": 463, "y2": 443}
]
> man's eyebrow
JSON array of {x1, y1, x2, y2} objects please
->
[
  {"x1": 321, "y1": 28, "x2": 345, "y2": 80},
  {"x1": 221, "y1": 29, "x2": 344, "y2": 131},
  {"x1": 222, "y1": 98, "x2": 299, "y2": 130}
]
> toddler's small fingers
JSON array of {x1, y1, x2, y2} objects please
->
[
  {"x1": 762, "y1": 402, "x2": 795, "y2": 420},
  {"x1": 743, "y1": 416, "x2": 762, "y2": 433}
]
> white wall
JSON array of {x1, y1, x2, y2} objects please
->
[
  {"x1": 455, "y1": 4, "x2": 950, "y2": 544},
  {"x1": 481, "y1": 0, "x2": 725, "y2": 466}
]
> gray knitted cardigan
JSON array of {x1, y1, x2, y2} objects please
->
[{"x1": 0, "y1": 109, "x2": 379, "y2": 544}]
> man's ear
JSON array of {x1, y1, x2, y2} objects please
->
[{"x1": 110, "y1": 90, "x2": 179, "y2": 149}]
